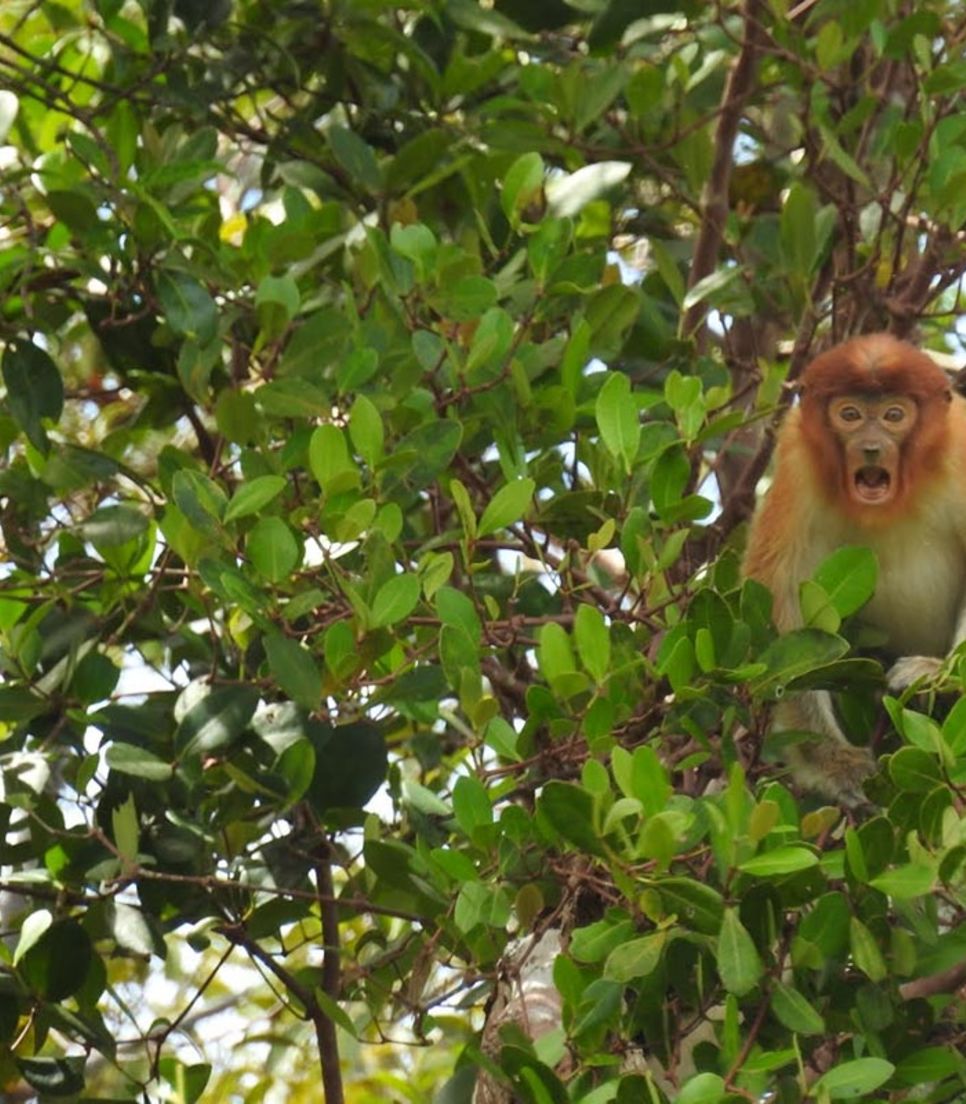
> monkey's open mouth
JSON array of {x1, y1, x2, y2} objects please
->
[{"x1": 854, "y1": 465, "x2": 892, "y2": 502}]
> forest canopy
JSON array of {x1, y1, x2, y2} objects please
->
[{"x1": 0, "y1": 1, "x2": 965, "y2": 1101}]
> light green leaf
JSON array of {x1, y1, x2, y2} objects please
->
[
  {"x1": 223, "y1": 475, "x2": 287, "y2": 522},
  {"x1": 265, "y1": 631, "x2": 322, "y2": 711},
  {"x1": 112, "y1": 794, "x2": 139, "y2": 863},
  {"x1": 105, "y1": 743, "x2": 173, "y2": 781},
  {"x1": 814, "y1": 1058, "x2": 894, "y2": 1099},
  {"x1": 718, "y1": 908, "x2": 763, "y2": 996},
  {"x1": 247, "y1": 516, "x2": 301, "y2": 582},
  {"x1": 501, "y1": 151, "x2": 544, "y2": 222},
  {"x1": 574, "y1": 604, "x2": 610, "y2": 684},
  {"x1": 849, "y1": 916, "x2": 887, "y2": 981},
  {"x1": 348, "y1": 394, "x2": 384, "y2": 468},
  {"x1": 770, "y1": 981, "x2": 825, "y2": 1035},
  {"x1": 738, "y1": 847, "x2": 819, "y2": 876},
  {"x1": 478, "y1": 478, "x2": 534, "y2": 536},
  {"x1": 813, "y1": 546, "x2": 877, "y2": 618},
  {"x1": 156, "y1": 270, "x2": 218, "y2": 343},
  {"x1": 869, "y1": 862, "x2": 935, "y2": 899},
  {"x1": 13, "y1": 909, "x2": 52, "y2": 967},
  {"x1": 676, "y1": 1072, "x2": 726, "y2": 1104},
  {"x1": 2, "y1": 340, "x2": 64, "y2": 454},
  {"x1": 595, "y1": 372, "x2": 640, "y2": 472},
  {"x1": 371, "y1": 573, "x2": 421, "y2": 628},
  {"x1": 603, "y1": 932, "x2": 667, "y2": 982}
]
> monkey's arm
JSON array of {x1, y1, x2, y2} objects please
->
[{"x1": 744, "y1": 446, "x2": 875, "y2": 804}]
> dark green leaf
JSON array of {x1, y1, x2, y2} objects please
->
[
  {"x1": 2, "y1": 339, "x2": 64, "y2": 453},
  {"x1": 813, "y1": 1058, "x2": 894, "y2": 1099},
  {"x1": 156, "y1": 270, "x2": 218, "y2": 344},
  {"x1": 265, "y1": 631, "x2": 322, "y2": 710},
  {"x1": 306, "y1": 721, "x2": 387, "y2": 812},
  {"x1": 106, "y1": 742, "x2": 173, "y2": 781},
  {"x1": 176, "y1": 686, "x2": 260, "y2": 757},
  {"x1": 718, "y1": 908, "x2": 763, "y2": 996},
  {"x1": 538, "y1": 781, "x2": 603, "y2": 855},
  {"x1": 247, "y1": 516, "x2": 301, "y2": 582},
  {"x1": 15, "y1": 1057, "x2": 85, "y2": 1097}
]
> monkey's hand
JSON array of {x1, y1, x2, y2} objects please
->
[
  {"x1": 887, "y1": 655, "x2": 944, "y2": 692},
  {"x1": 785, "y1": 740, "x2": 876, "y2": 808}
]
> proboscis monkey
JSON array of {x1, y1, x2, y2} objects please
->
[{"x1": 743, "y1": 334, "x2": 965, "y2": 803}]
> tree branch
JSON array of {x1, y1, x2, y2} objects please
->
[{"x1": 681, "y1": 0, "x2": 767, "y2": 347}]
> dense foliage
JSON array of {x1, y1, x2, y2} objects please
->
[{"x1": 0, "y1": 0, "x2": 965, "y2": 1100}]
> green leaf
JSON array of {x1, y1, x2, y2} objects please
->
[
  {"x1": 255, "y1": 273, "x2": 299, "y2": 318},
  {"x1": 452, "y1": 775, "x2": 492, "y2": 839},
  {"x1": 223, "y1": 475, "x2": 287, "y2": 522},
  {"x1": 172, "y1": 469, "x2": 227, "y2": 534},
  {"x1": 538, "y1": 781, "x2": 604, "y2": 855},
  {"x1": 465, "y1": 307, "x2": 514, "y2": 381},
  {"x1": 770, "y1": 981, "x2": 825, "y2": 1035},
  {"x1": 574, "y1": 604, "x2": 610, "y2": 684},
  {"x1": 754, "y1": 629, "x2": 849, "y2": 695},
  {"x1": 478, "y1": 477, "x2": 534, "y2": 536},
  {"x1": 603, "y1": 932, "x2": 666, "y2": 982},
  {"x1": 156, "y1": 269, "x2": 218, "y2": 343},
  {"x1": 449, "y1": 478, "x2": 477, "y2": 542},
  {"x1": 738, "y1": 847, "x2": 819, "y2": 876},
  {"x1": 176, "y1": 686, "x2": 260, "y2": 757},
  {"x1": 813, "y1": 546, "x2": 877, "y2": 618},
  {"x1": 682, "y1": 267, "x2": 741, "y2": 311},
  {"x1": 869, "y1": 862, "x2": 935, "y2": 899},
  {"x1": 780, "y1": 184, "x2": 818, "y2": 274},
  {"x1": 309, "y1": 424, "x2": 360, "y2": 495},
  {"x1": 888, "y1": 747, "x2": 941, "y2": 792},
  {"x1": 328, "y1": 124, "x2": 381, "y2": 191},
  {"x1": 894, "y1": 1047, "x2": 964, "y2": 1086},
  {"x1": 570, "y1": 918, "x2": 636, "y2": 964},
  {"x1": 676, "y1": 1072, "x2": 726, "y2": 1104},
  {"x1": 112, "y1": 793, "x2": 139, "y2": 861},
  {"x1": 307, "y1": 721, "x2": 387, "y2": 812},
  {"x1": 80, "y1": 504, "x2": 149, "y2": 548},
  {"x1": 849, "y1": 916, "x2": 886, "y2": 982},
  {"x1": 348, "y1": 394, "x2": 384, "y2": 468},
  {"x1": 501, "y1": 151, "x2": 544, "y2": 222},
  {"x1": 657, "y1": 878, "x2": 724, "y2": 931},
  {"x1": 20, "y1": 921, "x2": 93, "y2": 1000},
  {"x1": 370, "y1": 573, "x2": 421, "y2": 628},
  {"x1": 382, "y1": 419, "x2": 462, "y2": 492},
  {"x1": 276, "y1": 738, "x2": 316, "y2": 805},
  {"x1": 109, "y1": 900, "x2": 156, "y2": 956},
  {"x1": 105, "y1": 742, "x2": 173, "y2": 781},
  {"x1": 265, "y1": 631, "x2": 322, "y2": 711},
  {"x1": 440, "y1": 275, "x2": 498, "y2": 321},
  {"x1": 158, "y1": 1058, "x2": 212, "y2": 1104},
  {"x1": 13, "y1": 909, "x2": 52, "y2": 967},
  {"x1": 538, "y1": 621, "x2": 576, "y2": 682},
  {"x1": 16, "y1": 1057, "x2": 85, "y2": 1098},
  {"x1": 595, "y1": 372, "x2": 640, "y2": 472},
  {"x1": 2, "y1": 339, "x2": 64, "y2": 453},
  {"x1": 247, "y1": 516, "x2": 301, "y2": 582},
  {"x1": 718, "y1": 908, "x2": 763, "y2": 996},
  {"x1": 813, "y1": 1058, "x2": 894, "y2": 1099}
]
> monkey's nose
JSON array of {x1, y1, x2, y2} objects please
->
[{"x1": 862, "y1": 444, "x2": 881, "y2": 463}]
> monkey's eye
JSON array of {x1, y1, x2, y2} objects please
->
[
  {"x1": 838, "y1": 405, "x2": 862, "y2": 423},
  {"x1": 882, "y1": 406, "x2": 906, "y2": 423}
]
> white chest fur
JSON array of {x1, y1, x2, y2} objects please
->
[{"x1": 822, "y1": 498, "x2": 966, "y2": 657}]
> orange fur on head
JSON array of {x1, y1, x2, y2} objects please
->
[{"x1": 798, "y1": 334, "x2": 952, "y2": 524}]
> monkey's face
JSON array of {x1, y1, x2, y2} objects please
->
[{"x1": 827, "y1": 394, "x2": 918, "y2": 507}]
